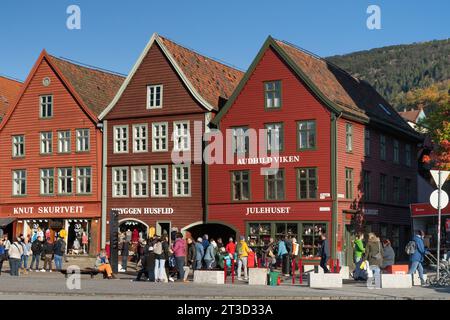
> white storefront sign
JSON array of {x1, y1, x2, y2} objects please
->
[
  {"x1": 246, "y1": 207, "x2": 291, "y2": 216},
  {"x1": 237, "y1": 155, "x2": 300, "y2": 165},
  {"x1": 13, "y1": 206, "x2": 84, "y2": 215},
  {"x1": 112, "y1": 208, "x2": 174, "y2": 215}
]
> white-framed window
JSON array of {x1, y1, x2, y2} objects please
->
[
  {"x1": 40, "y1": 132, "x2": 53, "y2": 154},
  {"x1": 152, "y1": 122, "x2": 168, "y2": 152},
  {"x1": 12, "y1": 135, "x2": 25, "y2": 157},
  {"x1": 265, "y1": 123, "x2": 283, "y2": 151},
  {"x1": 58, "y1": 131, "x2": 71, "y2": 153},
  {"x1": 151, "y1": 165, "x2": 168, "y2": 197},
  {"x1": 114, "y1": 125, "x2": 128, "y2": 153},
  {"x1": 133, "y1": 124, "x2": 148, "y2": 153},
  {"x1": 12, "y1": 170, "x2": 27, "y2": 196},
  {"x1": 76, "y1": 129, "x2": 90, "y2": 152},
  {"x1": 77, "y1": 167, "x2": 92, "y2": 194},
  {"x1": 131, "y1": 166, "x2": 148, "y2": 197},
  {"x1": 147, "y1": 84, "x2": 163, "y2": 109},
  {"x1": 40, "y1": 95, "x2": 53, "y2": 118},
  {"x1": 112, "y1": 167, "x2": 129, "y2": 198},
  {"x1": 173, "y1": 164, "x2": 191, "y2": 197},
  {"x1": 40, "y1": 168, "x2": 54, "y2": 195},
  {"x1": 173, "y1": 121, "x2": 190, "y2": 151},
  {"x1": 58, "y1": 168, "x2": 73, "y2": 195},
  {"x1": 232, "y1": 127, "x2": 249, "y2": 154}
]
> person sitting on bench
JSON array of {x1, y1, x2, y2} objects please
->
[{"x1": 95, "y1": 250, "x2": 115, "y2": 279}]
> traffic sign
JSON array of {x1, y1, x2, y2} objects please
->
[
  {"x1": 430, "y1": 189, "x2": 449, "y2": 210},
  {"x1": 430, "y1": 170, "x2": 450, "y2": 188}
]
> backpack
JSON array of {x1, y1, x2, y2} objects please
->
[
  {"x1": 154, "y1": 242, "x2": 163, "y2": 255},
  {"x1": 405, "y1": 240, "x2": 416, "y2": 255},
  {"x1": 31, "y1": 241, "x2": 40, "y2": 253}
]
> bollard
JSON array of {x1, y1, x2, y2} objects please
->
[
  {"x1": 292, "y1": 259, "x2": 296, "y2": 284},
  {"x1": 224, "y1": 262, "x2": 227, "y2": 283},
  {"x1": 336, "y1": 259, "x2": 340, "y2": 273},
  {"x1": 299, "y1": 259, "x2": 303, "y2": 284},
  {"x1": 231, "y1": 259, "x2": 235, "y2": 284},
  {"x1": 330, "y1": 259, "x2": 335, "y2": 273}
]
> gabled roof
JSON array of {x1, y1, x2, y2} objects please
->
[
  {"x1": 0, "y1": 76, "x2": 22, "y2": 120},
  {"x1": 0, "y1": 50, "x2": 125, "y2": 130},
  {"x1": 212, "y1": 36, "x2": 421, "y2": 140},
  {"x1": 399, "y1": 109, "x2": 422, "y2": 123},
  {"x1": 99, "y1": 33, "x2": 244, "y2": 119}
]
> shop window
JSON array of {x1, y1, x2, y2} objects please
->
[
  {"x1": 232, "y1": 126, "x2": 249, "y2": 154},
  {"x1": 364, "y1": 128, "x2": 370, "y2": 157},
  {"x1": 12, "y1": 169, "x2": 27, "y2": 196},
  {"x1": 248, "y1": 223, "x2": 272, "y2": 248},
  {"x1": 346, "y1": 123, "x2": 353, "y2": 153},
  {"x1": 345, "y1": 168, "x2": 353, "y2": 199},
  {"x1": 133, "y1": 124, "x2": 148, "y2": 153},
  {"x1": 301, "y1": 223, "x2": 327, "y2": 258},
  {"x1": 147, "y1": 84, "x2": 163, "y2": 109},
  {"x1": 40, "y1": 95, "x2": 53, "y2": 118},
  {"x1": 151, "y1": 165, "x2": 168, "y2": 197},
  {"x1": 380, "y1": 173, "x2": 387, "y2": 202},
  {"x1": 152, "y1": 122, "x2": 168, "y2": 152},
  {"x1": 40, "y1": 131, "x2": 53, "y2": 154},
  {"x1": 40, "y1": 168, "x2": 54, "y2": 195},
  {"x1": 393, "y1": 139, "x2": 400, "y2": 164},
  {"x1": 12, "y1": 135, "x2": 25, "y2": 157},
  {"x1": 173, "y1": 164, "x2": 190, "y2": 197},
  {"x1": 113, "y1": 125, "x2": 128, "y2": 153},
  {"x1": 58, "y1": 168, "x2": 73, "y2": 195},
  {"x1": 297, "y1": 168, "x2": 317, "y2": 199},
  {"x1": 265, "y1": 123, "x2": 283, "y2": 152},
  {"x1": 231, "y1": 170, "x2": 250, "y2": 201},
  {"x1": 276, "y1": 223, "x2": 298, "y2": 241},
  {"x1": 297, "y1": 120, "x2": 316, "y2": 150},
  {"x1": 76, "y1": 129, "x2": 90, "y2": 152},
  {"x1": 58, "y1": 131, "x2": 71, "y2": 153},
  {"x1": 67, "y1": 219, "x2": 90, "y2": 255},
  {"x1": 132, "y1": 166, "x2": 148, "y2": 197},
  {"x1": 264, "y1": 81, "x2": 281, "y2": 109},
  {"x1": 77, "y1": 167, "x2": 92, "y2": 194},
  {"x1": 380, "y1": 134, "x2": 386, "y2": 160},
  {"x1": 264, "y1": 168, "x2": 285, "y2": 201},
  {"x1": 173, "y1": 121, "x2": 190, "y2": 151},
  {"x1": 112, "y1": 167, "x2": 129, "y2": 197},
  {"x1": 380, "y1": 224, "x2": 388, "y2": 240}
]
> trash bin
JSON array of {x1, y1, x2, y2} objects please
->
[{"x1": 268, "y1": 271, "x2": 280, "y2": 286}]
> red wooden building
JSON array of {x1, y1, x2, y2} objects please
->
[
  {"x1": 208, "y1": 37, "x2": 422, "y2": 264},
  {"x1": 0, "y1": 75, "x2": 22, "y2": 121},
  {"x1": 0, "y1": 51, "x2": 124, "y2": 255},
  {"x1": 99, "y1": 33, "x2": 243, "y2": 243}
]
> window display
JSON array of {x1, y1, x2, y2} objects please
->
[
  {"x1": 301, "y1": 223, "x2": 326, "y2": 258},
  {"x1": 248, "y1": 223, "x2": 271, "y2": 247},
  {"x1": 68, "y1": 220, "x2": 90, "y2": 255}
]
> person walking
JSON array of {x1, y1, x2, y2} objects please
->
[
  {"x1": 204, "y1": 240, "x2": 216, "y2": 269},
  {"x1": 3, "y1": 234, "x2": 11, "y2": 271},
  {"x1": 21, "y1": 237, "x2": 32, "y2": 274},
  {"x1": 202, "y1": 235, "x2": 209, "y2": 251},
  {"x1": 195, "y1": 237, "x2": 204, "y2": 270},
  {"x1": 172, "y1": 233, "x2": 187, "y2": 282},
  {"x1": 264, "y1": 238, "x2": 276, "y2": 271},
  {"x1": 365, "y1": 233, "x2": 383, "y2": 289},
  {"x1": 187, "y1": 237, "x2": 196, "y2": 270},
  {"x1": 284, "y1": 236, "x2": 293, "y2": 275},
  {"x1": 381, "y1": 239, "x2": 395, "y2": 270},
  {"x1": 42, "y1": 238, "x2": 54, "y2": 272},
  {"x1": 0, "y1": 239, "x2": 6, "y2": 276},
  {"x1": 291, "y1": 237, "x2": 299, "y2": 271},
  {"x1": 237, "y1": 236, "x2": 251, "y2": 281},
  {"x1": 95, "y1": 250, "x2": 115, "y2": 279},
  {"x1": 407, "y1": 230, "x2": 429, "y2": 286},
  {"x1": 121, "y1": 239, "x2": 129, "y2": 272},
  {"x1": 53, "y1": 236, "x2": 66, "y2": 271},
  {"x1": 132, "y1": 240, "x2": 155, "y2": 281},
  {"x1": 319, "y1": 232, "x2": 330, "y2": 273},
  {"x1": 30, "y1": 236, "x2": 43, "y2": 272},
  {"x1": 154, "y1": 236, "x2": 167, "y2": 282},
  {"x1": 277, "y1": 237, "x2": 289, "y2": 276},
  {"x1": 8, "y1": 237, "x2": 23, "y2": 276},
  {"x1": 352, "y1": 232, "x2": 366, "y2": 280},
  {"x1": 226, "y1": 237, "x2": 236, "y2": 259}
]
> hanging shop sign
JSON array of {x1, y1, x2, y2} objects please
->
[
  {"x1": 112, "y1": 208, "x2": 174, "y2": 215},
  {"x1": 237, "y1": 155, "x2": 300, "y2": 165},
  {"x1": 246, "y1": 207, "x2": 291, "y2": 216}
]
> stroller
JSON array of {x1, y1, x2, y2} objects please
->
[{"x1": 425, "y1": 253, "x2": 450, "y2": 286}]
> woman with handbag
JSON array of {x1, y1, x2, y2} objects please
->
[{"x1": 365, "y1": 233, "x2": 383, "y2": 289}]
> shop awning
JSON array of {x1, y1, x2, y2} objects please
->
[
  {"x1": 0, "y1": 217, "x2": 16, "y2": 227},
  {"x1": 410, "y1": 203, "x2": 450, "y2": 217}
]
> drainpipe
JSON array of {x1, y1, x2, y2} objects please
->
[
  {"x1": 331, "y1": 112, "x2": 343, "y2": 261},
  {"x1": 100, "y1": 120, "x2": 108, "y2": 249}
]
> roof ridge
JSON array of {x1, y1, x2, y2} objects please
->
[
  {"x1": 48, "y1": 55, "x2": 126, "y2": 78},
  {"x1": 158, "y1": 35, "x2": 245, "y2": 73},
  {"x1": 0, "y1": 74, "x2": 23, "y2": 84}
]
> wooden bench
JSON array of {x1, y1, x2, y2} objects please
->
[{"x1": 60, "y1": 268, "x2": 107, "y2": 279}]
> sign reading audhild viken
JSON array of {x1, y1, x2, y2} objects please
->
[{"x1": 237, "y1": 155, "x2": 300, "y2": 165}]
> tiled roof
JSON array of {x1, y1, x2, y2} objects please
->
[
  {"x1": 399, "y1": 110, "x2": 421, "y2": 123},
  {"x1": 49, "y1": 56, "x2": 125, "y2": 117},
  {"x1": 0, "y1": 76, "x2": 22, "y2": 120},
  {"x1": 275, "y1": 40, "x2": 415, "y2": 134},
  {"x1": 158, "y1": 36, "x2": 244, "y2": 110}
]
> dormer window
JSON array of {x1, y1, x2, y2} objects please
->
[
  {"x1": 264, "y1": 81, "x2": 281, "y2": 109},
  {"x1": 147, "y1": 85, "x2": 163, "y2": 109}
]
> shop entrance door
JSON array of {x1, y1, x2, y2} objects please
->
[
  {"x1": 157, "y1": 221, "x2": 171, "y2": 243},
  {"x1": 345, "y1": 225, "x2": 355, "y2": 270}
]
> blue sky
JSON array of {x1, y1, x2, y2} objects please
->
[{"x1": 1, "y1": 0, "x2": 449, "y2": 81}]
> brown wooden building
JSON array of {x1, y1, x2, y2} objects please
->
[
  {"x1": 0, "y1": 51, "x2": 124, "y2": 255},
  {"x1": 99, "y1": 33, "x2": 243, "y2": 243}
]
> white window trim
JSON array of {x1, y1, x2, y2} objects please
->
[
  {"x1": 76, "y1": 129, "x2": 90, "y2": 152},
  {"x1": 151, "y1": 165, "x2": 169, "y2": 198},
  {"x1": 132, "y1": 124, "x2": 148, "y2": 153},
  {"x1": 76, "y1": 167, "x2": 92, "y2": 195},
  {"x1": 152, "y1": 122, "x2": 168, "y2": 152},
  {"x1": 131, "y1": 166, "x2": 149, "y2": 198},
  {"x1": 173, "y1": 120, "x2": 190, "y2": 152},
  {"x1": 58, "y1": 167, "x2": 73, "y2": 195},
  {"x1": 12, "y1": 170, "x2": 27, "y2": 196},
  {"x1": 40, "y1": 95, "x2": 53, "y2": 118},
  {"x1": 147, "y1": 84, "x2": 163, "y2": 109},
  {"x1": 113, "y1": 125, "x2": 129, "y2": 154},
  {"x1": 40, "y1": 132, "x2": 53, "y2": 154},
  {"x1": 172, "y1": 164, "x2": 191, "y2": 197},
  {"x1": 112, "y1": 167, "x2": 129, "y2": 198},
  {"x1": 58, "y1": 131, "x2": 71, "y2": 154},
  {"x1": 40, "y1": 168, "x2": 54, "y2": 195},
  {"x1": 12, "y1": 135, "x2": 25, "y2": 157}
]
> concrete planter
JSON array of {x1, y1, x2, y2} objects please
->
[
  {"x1": 193, "y1": 270, "x2": 224, "y2": 285},
  {"x1": 249, "y1": 268, "x2": 268, "y2": 285},
  {"x1": 381, "y1": 274, "x2": 412, "y2": 288},
  {"x1": 308, "y1": 273, "x2": 343, "y2": 288}
]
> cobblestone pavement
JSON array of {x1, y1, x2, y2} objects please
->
[{"x1": 0, "y1": 258, "x2": 448, "y2": 300}]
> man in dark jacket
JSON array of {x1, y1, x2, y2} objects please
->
[
  {"x1": 284, "y1": 236, "x2": 293, "y2": 275},
  {"x1": 42, "y1": 238, "x2": 54, "y2": 272},
  {"x1": 53, "y1": 237, "x2": 66, "y2": 271},
  {"x1": 132, "y1": 240, "x2": 155, "y2": 282},
  {"x1": 408, "y1": 230, "x2": 429, "y2": 286},
  {"x1": 30, "y1": 236, "x2": 43, "y2": 271},
  {"x1": 121, "y1": 240, "x2": 129, "y2": 272},
  {"x1": 319, "y1": 233, "x2": 330, "y2": 273},
  {"x1": 187, "y1": 238, "x2": 196, "y2": 268}
]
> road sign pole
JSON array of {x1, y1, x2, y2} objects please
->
[{"x1": 437, "y1": 170, "x2": 441, "y2": 281}]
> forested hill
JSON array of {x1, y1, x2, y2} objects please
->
[{"x1": 327, "y1": 38, "x2": 450, "y2": 110}]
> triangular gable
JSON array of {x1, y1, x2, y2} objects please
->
[{"x1": 0, "y1": 50, "x2": 100, "y2": 130}]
